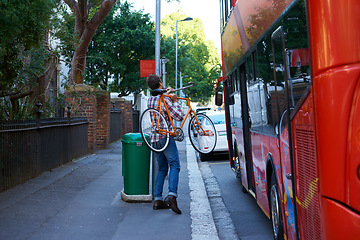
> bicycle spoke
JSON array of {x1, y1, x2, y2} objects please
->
[
  {"x1": 188, "y1": 113, "x2": 217, "y2": 154},
  {"x1": 140, "y1": 108, "x2": 169, "y2": 152}
]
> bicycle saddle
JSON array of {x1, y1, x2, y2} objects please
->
[{"x1": 151, "y1": 89, "x2": 167, "y2": 96}]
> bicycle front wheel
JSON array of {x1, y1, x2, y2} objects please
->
[
  {"x1": 140, "y1": 108, "x2": 170, "y2": 152},
  {"x1": 188, "y1": 113, "x2": 217, "y2": 154}
]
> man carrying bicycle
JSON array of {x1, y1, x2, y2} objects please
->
[{"x1": 146, "y1": 74, "x2": 183, "y2": 214}]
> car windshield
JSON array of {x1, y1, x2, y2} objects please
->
[{"x1": 205, "y1": 114, "x2": 225, "y2": 125}]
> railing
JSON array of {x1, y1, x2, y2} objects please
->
[
  {"x1": 132, "y1": 110, "x2": 139, "y2": 132},
  {"x1": 110, "y1": 108, "x2": 122, "y2": 143},
  {"x1": 0, "y1": 116, "x2": 88, "y2": 192},
  {"x1": 110, "y1": 107, "x2": 140, "y2": 143},
  {"x1": 1, "y1": 100, "x2": 140, "y2": 191}
]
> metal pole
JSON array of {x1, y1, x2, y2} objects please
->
[
  {"x1": 180, "y1": 71, "x2": 183, "y2": 97},
  {"x1": 175, "y1": 17, "x2": 192, "y2": 96},
  {"x1": 153, "y1": 0, "x2": 161, "y2": 200},
  {"x1": 175, "y1": 20, "x2": 179, "y2": 93},
  {"x1": 162, "y1": 58, "x2": 166, "y2": 86},
  {"x1": 155, "y1": 0, "x2": 161, "y2": 75},
  {"x1": 179, "y1": 72, "x2": 183, "y2": 110}
]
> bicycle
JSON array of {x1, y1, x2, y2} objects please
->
[{"x1": 140, "y1": 82, "x2": 217, "y2": 153}]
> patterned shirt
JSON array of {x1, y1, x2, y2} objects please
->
[{"x1": 147, "y1": 94, "x2": 183, "y2": 142}]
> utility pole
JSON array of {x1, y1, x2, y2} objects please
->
[
  {"x1": 155, "y1": 0, "x2": 161, "y2": 75},
  {"x1": 175, "y1": 17, "x2": 193, "y2": 95}
]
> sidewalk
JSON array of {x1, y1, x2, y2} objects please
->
[{"x1": 0, "y1": 138, "x2": 218, "y2": 240}]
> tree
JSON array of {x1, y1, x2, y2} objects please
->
[
  {"x1": 63, "y1": 0, "x2": 117, "y2": 85},
  {"x1": 85, "y1": 1, "x2": 155, "y2": 97},
  {"x1": 58, "y1": 2, "x2": 219, "y2": 103},
  {"x1": 160, "y1": 12, "x2": 221, "y2": 103},
  {"x1": 0, "y1": 0, "x2": 58, "y2": 119}
]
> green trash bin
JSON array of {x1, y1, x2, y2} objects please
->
[{"x1": 121, "y1": 133, "x2": 150, "y2": 195}]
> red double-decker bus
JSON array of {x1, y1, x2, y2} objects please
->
[{"x1": 215, "y1": 0, "x2": 360, "y2": 239}]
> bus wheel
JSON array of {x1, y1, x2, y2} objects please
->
[
  {"x1": 270, "y1": 173, "x2": 284, "y2": 240},
  {"x1": 234, "y1": 148, "x2": 241, "y2": 179},
  {"x1": 234, "y1": 145, "x2": 247, "y2": 193}
]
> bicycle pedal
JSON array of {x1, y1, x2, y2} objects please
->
[
  {"x1": 174, "y1": 128, "x2": 184, "y2": 142},
  {"x1": 174, "y1": 137, "x2": 184, "y2": 142}
]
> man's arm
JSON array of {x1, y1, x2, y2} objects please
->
[{"x1": 164, "y1": 95, "x2": 183, "y2": 122}]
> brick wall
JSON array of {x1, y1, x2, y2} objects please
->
[
  {"x1": 95, "y1": 91, "x2": 110, "y2": 149},
  {"x1": 65, "y1": 84, "x2": 110, "y2": 152}
]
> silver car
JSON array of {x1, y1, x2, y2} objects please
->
[{"x1": 198, "y1": 112, "x2": 228, "y2": 161}]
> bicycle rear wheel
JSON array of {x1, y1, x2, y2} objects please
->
[
  {"x1": 188, "y1": 113, "x2": 217, "y2": 154},
  {"x1": 140, "y1": 108, "x2": 170, "y2": 152}
]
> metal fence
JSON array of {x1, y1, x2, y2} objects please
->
[
  {"x1": 0, "y1": 117, "x2": 88, "y2": 192},
  {"x1": 110, "y1": 109, "x2": 122, "y2": 143},
  {"x1": 132, "y1": 110, "x2": 139, "y2": 132},
  {"x1": 110, "y1": 109, "x2": 140, "y2": 143}
]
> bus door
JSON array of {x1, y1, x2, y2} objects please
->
[
  {"x1": 239, "y1": 64, "x2": 255, "y2": 192},
  {"x1": 271, "y1": 26, "x2": 299, "y2": 239},
  {"x1": 223, "y1": 78, "x2": 234, "y2": 167}
]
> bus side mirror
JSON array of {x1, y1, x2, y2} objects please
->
[{"x1": 215, "y1": 87, "x2": 223, "y2": 106}]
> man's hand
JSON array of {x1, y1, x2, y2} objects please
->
[
  {"x1": 166, "y1": 87, "x2": 174, "y2": 93},
  {"x1": 170, "y1": 93, "x2": 178, "y2": 102},
  {"x1": 165, "y1": 87, "x2": 178, "y2": 102}
]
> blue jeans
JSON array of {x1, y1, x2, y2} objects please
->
[{"x1": 154, "y1": 137, "x2": 180, "y2": 200}]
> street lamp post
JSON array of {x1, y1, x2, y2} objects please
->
[
  {"x1": 175, "y1": 17, "x2": 193, "y2": 94},
  {"x1": 155, "y1": 0, "x2": 161, "y2": 75}
]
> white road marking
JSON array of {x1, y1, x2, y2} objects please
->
[
  {"x1": 186, "y1": 138, "x2": 219, "y2": 240},
  {"x1": 199, "y1": 161, "x2": 239, "y2": 240}
]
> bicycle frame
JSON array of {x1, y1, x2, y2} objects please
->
[{"x1": 154, "y1": 94, "x2": 205, "y2": 137}]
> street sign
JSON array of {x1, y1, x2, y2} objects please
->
[{"x1": 140, "y1": 60, "x2": 155, "y2": 78}]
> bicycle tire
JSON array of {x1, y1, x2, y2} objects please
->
[
  {"x1": 140, "y1": 108, "x2": 170, "y2": 152},
  {"x1": 188, "y1": 113, "x2": 217, "y2": 154}
]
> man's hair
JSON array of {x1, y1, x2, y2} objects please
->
[{"x1": 146, "y1": 74, "x2": 161, "y2": 90}]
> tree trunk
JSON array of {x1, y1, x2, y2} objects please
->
[{"x1": 65, "y1": 0, "x2": 117, "y2": 85}]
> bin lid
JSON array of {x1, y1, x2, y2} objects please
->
[{"x1": 121, "y1": 133, "x2": 149, "y2": 144}]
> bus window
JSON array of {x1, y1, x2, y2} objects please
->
[
  {"x1": 255, "y1": 38, "x2": 280, "y2": 134},
  {"x1": 225, "y1": 74, "x2": 235, "y2": 106},
  {"x1": 288, "y1": 48, "x2": 311, "y2": 108},
  {"x1": 250, "y1": 1, "x2": 311, "y2": 134},
  {"x1": 230, "y1": 74, "x2": 236, "y2": 105},
  {"x1": 233, "y1": 69, "x2": 242, "y2": 125},
  {"x1": 228, "y1": 70, "x2": 242, "y2": 128},
  {"x1": 220, "y1": 0, "x2": 234, "y2": 31},
  {"x1": 246, "y1": 55, "x2": 263, "y2": 129},
  {"x1": 271, "y1": 34, "x2": 287, "y2": 123},
  {"x1": 270, "y1": 1, "x2": 311, "y2": 131},
  {"x1": 284, "y1": 1, "x2": 311, "y2": 109}
]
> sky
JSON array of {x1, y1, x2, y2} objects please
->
[{"x1": 129, "y1": 0, "x2": 222, "y2": 56}]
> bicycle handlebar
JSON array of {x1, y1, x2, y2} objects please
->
[
  {"x1": 151, "y1": 82, "x2": 194, "y2": 96},
  {"x1": 174, "y1": 82, "x2": 194, "y2": 92}
]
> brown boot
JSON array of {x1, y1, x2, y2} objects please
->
[
  {"x1": 153, "y1": 200, "x2": 170, "y2": 210},
  {"x1": 164, "y1": 195, "x2": 182, "y2": 214}
]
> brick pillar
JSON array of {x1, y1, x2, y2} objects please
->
[
  {"x1": 124, "y1": 100, "x2": 133, "y2": 134},
  {"x1": 96, "y1": 91, "x2": 110, "y2": 149},
  {"x1": 65, "y1": 84, "x2": 110, "y2": 152}
]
